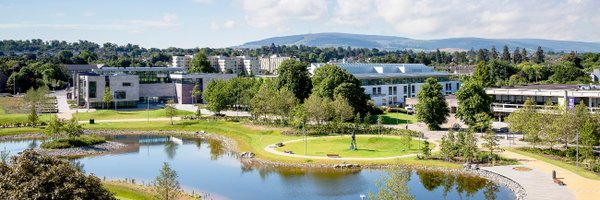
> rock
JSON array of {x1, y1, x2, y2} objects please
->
[{"x1": 240, "y1": 152, "x2": 255, "y2": 158}]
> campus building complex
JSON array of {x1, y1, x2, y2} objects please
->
[
  {"x1": 486, "y1": 84, "x2": 600, "y2": 116},
  {"x1": 310, "y1": 63, "x2": 460, "y2": 107},
  {"x1": 259, "y1": 55, "x2": 292, "y2": 74},
  {"x1": 74, "y1": 66, "x2": 235, "y2": 108}
]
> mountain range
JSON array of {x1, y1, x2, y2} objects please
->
[{"x1": 237, "y1": 32, "x2": 600, "y2": 52}]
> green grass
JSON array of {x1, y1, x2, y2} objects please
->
[
  {"x1": 40, "y1": 135, "x2": 107, "y2": 149},
  {"x1": 374, "y1": 112, "x2": 417, "y2": 124},
  {"x1": 0, "y1": 113, "x2": 53, "y2": 125},
  {"x1": 103, "y1": 181, "x2": 155, "y2": 200},
  {"x1": 73, "y1": 109, "x2": 194, "y2": 121},
  {"x1": 0, "y1": 127, "x2": 45, "y2": 137},
  {"x1": 506, "y1": 148, "x2": 600, "y2": 181},
  {"x1": 277, "y1": 135, "x2": 426, "y2": 158}
]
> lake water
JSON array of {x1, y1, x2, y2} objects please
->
[{"x1": 0, "y1": 135, "x2": 515, "y2": 200}]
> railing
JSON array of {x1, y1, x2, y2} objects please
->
[{"x1": 491, "y1": 103, "x2": 600, "y2": 113}]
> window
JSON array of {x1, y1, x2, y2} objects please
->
[
  {"x1": 411, "y1": 85, "x2": 415, "y2": 93},
  {"x1": 403, "y1": 86, "x2": 407, "y2": 94},
  {"x1": 372, "y1": 88, "x2": 377, "y2": 95},
  {"x1": 115, "y1": 91, "x2": 126, "y2": 99},
  {"x1": 122, "y1": 82, "x2": 132, "y2": 87},
  {"x1": 89, "y1": 81, "x2": 96, "y2": 98},
  {"x1": 456, "y1": 83, "x2": 460, "y2": 90},
  {"x1": 377, "y1": 87, "x2": 382, "y2": 95},
  {"x1": 448, "y1": 83, "x2": 452, "y2": 91}
]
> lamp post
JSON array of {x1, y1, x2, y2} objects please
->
[{"x1": 147, "y1": 97, "x2": 150, "y2": 122}]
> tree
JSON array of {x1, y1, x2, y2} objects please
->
[
  {"x1": 461, "y1": 130, "x2": 479, "y2": 163},
  {"x1": 472, "y1": 61, "x2": 494, "y2": 87},
  {"x1": 276, "y1": 59, "x2": 312, "y2": 101},
  {"x1": 63, "y1": 118, "x2": 83, "y2": 137},
  {"x1": 481, "y1": 128, "x2": 499, "y2": 163},
  {"x1": 331, "y1": 95, "x2": 354, "y2": 122},
  {"x1": 472, "y1": 112, "x2": 492, "y2": 133},
  {"x1": 153, "y1": 162, "x2": 181, "y2": 200},
  {"x1": 46, "y1": 115, "x2": 65, "y2": 136},
  {"x1": 0, "y1": 150, "x2": 115, "y2": 200},
  {"x1": 312, "y1": 64, "x2": 369, "y2": 114},
  {"x1": 195, "y1": 105, "x2": 202, "y2": 120},
  {"x1": 415, "y1": 78, "x2": 449, "y2": 130},
  {"x1": 455, "y1": 81, "x2": 492, "y2": 126},
  {"x1": 188, "y1": 53, "x2": 216, "y2": 73},
  {"x1": 512, "y1": 47, "x2": 522, "y2": 64},
  {"x1": 421, "y1": 140, "x2": 431, "y2": 158},
  {"x1": 549, "y1": 61, "x2": 585, "y2": 83},
  {"x1": 103, "y1": 87, "x2": 112, "y2": 109},
  {"x1": 27, "y1": 104, "x2": 38, "y2": 127},
  {"x1": 507, "y1": 98, "x2": 543, "y2": 147},
  {"x1": 579, "y1": 120, "x2": 598, "y2": 161},
  {"x1": 490, "y1": 46, "x2": 498, "y2": 60},
  {"x1": 303, "y1": 93, "x2": 333, "y2": 125},
  {"x1": 520, "y1": 48, "x2": 528, "y2": 62},
  {"x1": 203, "y1": 80, "x2": 231, "y2": 115},
  {"x1": 440, "y1": 129, "x2": 457, "y2": 161},
  {"x1": 501, "y1": 45, "x2": 511, "y2": 62},
  {"x1": 164, "y1": 100, "x2": 177, "y2": 125},
  {"x1": 191, "y1": 84, "x2": 202, "y2": 104},
  {"x1": 368, "y1": 167, "x2": 415, "y2": 200},
  {"x1": 532, "y1": 46, "x2": 545, "y2": 64}
]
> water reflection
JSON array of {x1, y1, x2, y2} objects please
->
[{"x1": 0, "y1": 135, "x2": 515, "y2": 200}]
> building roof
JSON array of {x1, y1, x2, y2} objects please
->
[
  {"x1": 65, "y1": 64, "x2": 103, "y2": 71},
  {"x1": 495, "y1": 84, "x2": 600, "y2": 91},
  {"x1": 93, "y1": 67, "x2": 184, "y2": 72},
  {"x1": 310, "y1": 63, "x2": 452, "y2": 79}
]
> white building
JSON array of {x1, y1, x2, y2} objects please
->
[
  {"x1": 208, "y1": 55, "x2": 260, "y2": 75},
  {"x1": 259, "y1": 55, "x2": 291, "y2": 74},
  {"x1": 310, "y1": 63, "x2": 460, "y2": 107},
  {"x1": 236, "y1": 56, "x2": 260, "y2": 75},
  {"x1": 171, "y1": 55, "x2": 193, "y2": 68},
  {"x1": 77, "y1": 73, "x2": 140, "y2": 108},
  {"x1": 486, "y1": 84, "x2": 600, "y2": 115}
]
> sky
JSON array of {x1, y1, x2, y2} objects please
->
[{"x1": 0, "y1": 0, "x2": 599, "y2": 48}]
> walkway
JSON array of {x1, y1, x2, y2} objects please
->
[
  {"x1": 52, "y1": 90, "x2": 74, "y2": 120},
  {"x1": 482, "y1": 165, "x2": 575, "y2": 200},
  {"x1": 499, "y1": 150, "x2": 600, "y2": 200},
  {"x1": 174, "y1": 104, "x2": 251, "y2": 117},
  {"x1": 263, "y1": 135, "x2": 439, "y2": 161},
  {"x1": 78, "y1": 117, "x2": 181, "y2": 123}
]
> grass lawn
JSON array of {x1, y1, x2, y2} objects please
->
[
  {"x1": 277, "y1": 135, "x2": 426, "y2": 158},
  {"x1": 73, "y1": 109, "x2": 194, "y2": 121},
  {"x1": 506, "y1": 148, "x2": 600, "y2": 181},
  {"x1": 83, "y1": 120, "x2": 460, "y2": 168},
  {"x1": 0, "y1": 97, "x2": 26, "y2": 114},
  {"x1": 0, "y1": 127, "x2": 45, "y2": 137},
  {"x1": 374, "y1": 112, "x2": 417, "y2": 124},
  {"x1": 103, "y1": 181, "x2": 196, "y2": 200},
  {"x1": 0, "y1": 113, "x2": 53, "y2": 125}
]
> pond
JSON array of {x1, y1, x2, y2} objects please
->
[{"x1": 0, "y1": 135, "x2": 515, "y2": 200}]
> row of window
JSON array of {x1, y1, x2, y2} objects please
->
[{"x1": 361, "y1": 77, "x2": 451, "y2": 86}]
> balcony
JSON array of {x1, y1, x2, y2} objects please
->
[{"x1": 491, "y1": 103, "x2": 600, "y2": 113}]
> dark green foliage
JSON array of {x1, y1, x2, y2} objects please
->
[
  {"x1": 455, "y1": 81, "x2": 492, "y2": 126},
  {"x1": 40, "y1": 135, "x2": 107, "y2": 149},
  {"x1": 415, "y1": 78, "x2": 449, "y2": 130},
  {"x1": 550, "y1": 61, "x2": 586, "y2": 83},
  {"x1": 153, "y1": 162, "x2": 181, "y2": 200},
  {"x1": 188, "y1": 52, "x2": 216, "y2": 73},
  {"x1": 0, "y1": 150, "x2": 116, "y2": 199},
  {"x1": 312, "y1": 64, "x2": 370, "y2": 114},
  {"x1": 202, "y1": 79, "x2": 231, "y2": 114},
  {"x1": 532, "y1": 46, "x2": 545, "y2": 64},
  {"x1": 276, "y1": 59, "x2": 312, "y2": 101}
]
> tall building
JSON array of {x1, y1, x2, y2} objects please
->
[
  {"x1": 172, "y1": 55, "x2": 193, "y2": 68},
  {"x1": 236, "y1": 56, "x2": 260, "y2": 75},
  {"x1": 259, "y1": 55, "x2": 291, "y2": 74},
  {"x1": 310, "y1": 63, "x2": 460, "y2": 107},
  {"x1": 208, "y1": 55, "x2": 260, "y2": 75}
]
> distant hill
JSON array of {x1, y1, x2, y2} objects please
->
[{"x1": 237, "y1": 32, "x2": 600, "y2": 52}]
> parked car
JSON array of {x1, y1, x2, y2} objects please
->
[{"x1": 405, "y1": 106, "x2": 414, "y2": 114}]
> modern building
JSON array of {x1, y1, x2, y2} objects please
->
[
  {"x1": 310, "y1": 63, "x2": 460, "y2": 107},
  {"x1": 75, "y1": 66, "x2": 236, "y2": 108},
  {"x1": 486, "y1": 84, "x2": 600, "y2": 116},
  {"x1": 172, "y1": 55, "x2": 193, "y2": 68},
  {"x1": 259, "y1": 55, "x2": 291, "y2": 74},
  {"x1": 236, "y1": 56, "x2": 260, "y2": 75}
]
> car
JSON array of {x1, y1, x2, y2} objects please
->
[{"x1": 405, "y1": 106, "x2": 414, "y2": 114}]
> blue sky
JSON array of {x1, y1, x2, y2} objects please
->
[{"x1": 0, "y1": 0, "x2": 599, "y2": 48}]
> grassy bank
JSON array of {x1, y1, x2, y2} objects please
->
[
  {"x1": 73, "y1": 109, "x2": 194, "y2": 121},
  {"x1": 0, "y1": 127, "x2": 45, "y2": 137},
  {"x1": 40, "y1": 135, "x2": 106, "y2": 149},
  {"x1": 278, "y1": 135, "x2": 426, "y2": 158},
  {"x1": 84, "y1": 120, "x2": 460, "y2": 168},
  {"x1": 103, "y1": 181, "x2": 196, "y2": 200},
  {"x1": 0, "y1": 113, "x2": 53, "y2": 126},
  {"x1": 506, "y1": 148, "x2": 600, "y2": 180},
  {"x1": 374, "y1": 112, "x2": 417, "y2": 124}
]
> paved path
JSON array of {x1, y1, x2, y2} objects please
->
[
  {"x1": 174, "y1": 104, "x2": 251, "y2": 117},
  {"x1": 482, "y1": 165, "x2": 575, "y2": 200},
  {"x1": 78, "y1": 117, "x2": 181, "y2": 123},
  {"x1": 52, "y1": 90, "x2": 74, "y2": 120},
  {"x1": 499, "y1": 150, "x2": 600, "y2": 200},
  {"x1": 263, "y1": 135, "x2": 439, "y2": 161}
]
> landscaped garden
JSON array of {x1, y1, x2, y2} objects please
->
[
  {"x1": 374, "y1": 112, "x2": 417, "y2": 124},
  {"x1": 275, "y1": 135, "x2": 427, "y2": 158}
]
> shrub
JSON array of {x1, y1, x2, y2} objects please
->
[
  {"x1": 386, "y1": 107, "x2": 409, "y2": 114},
  {"x1": 40, "y1": 135, "x2": 106, "y2": 149}
]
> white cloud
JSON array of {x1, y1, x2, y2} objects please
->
[
  {"x1": 329, "y1": 0, "x2": 374, "y2": 27},
  {"x1": 241, "y1": 0, "x2": 327, "y2": 30},
  {"x1": 128, "y1": 13, "x2": 181, "y2": 28},
  {"x1": 209, "y1": 20, "x2": 237, "y2": 30}
]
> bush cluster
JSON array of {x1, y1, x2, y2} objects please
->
[{"x1": 40, "y1": 135, "x2": 106, "y2": 149}]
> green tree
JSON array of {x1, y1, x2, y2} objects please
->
[
  {"x1": 550, "y1": 61, "x2": 585, "y2": 83},
  {"x1": 164, "y1": 100, "x2": 177, "y2": 125},
  {"x1": 153, "y1": 162, "x2": 181, "y2": 200},
  {"x1": 188, "y1": 53, "x2": 216, "y2": 73},
  {"x1": 195, "y1": 105, "x2": 202, "y2": 120},
  {"x1": 331, "y1": 95, "x2": 354, "y2": 122},
  {"x1": 312, "y1": 64, "x2": 369, "y2": 114},
  {"x1": 501, "y1": 45, "x2": 511, "y2": 62},
  {"x1": 103, "y1": 87, "x2": 112, "y2": 109},
  {"x1": 303, "y1": 93, "x2": 333, "y2": 125},
  {"x1": 481, "y1": 129, "x2": 499, "y2": 163},
  {"x1": 471, "y1": 61, "x2": 494, "y2": 87},
  {"x1": 507, "y1": 98, "x2": 543, "y2": 147},
  {"x1": 191, "y1": 84, "x2": 202, "y2": 104},
  {"x1": 368, "y1": 167, "x2": 415, "y2": 200},
  {"x1": 440, "y1": 129, "x2": 457, "y2": 161},
  {"x1": 276, "y1": 59, "x2": 312, "y2": 101},
  {"x1": 421, "y1": 140, "x2": 431, "y2": 158},
  {"x1": 46, "y1": 115, "x2": 65, "y2": 136},
  {"x1": 415, "y1": 78, "x2": 449, "y2": 130},
  {"x1": 512, "y1": 47, "x2": 523, "y2": 64},
  {"x1": 272, "y1": 88, "x2": 298, "y2": 121},
  {"x1": 532, "y1": 46, "x2": 545, "y2": 64},
  {"x1": 203, "y1": 80, "x2": 231, "y2": 115},
  {"x1": 472, "y1": 112, "x2": 492, "y2": 133},
  {"x1": 461, "y1": 130, "x2": 479, "y2": 163},
  {"x1": 63, "y1": 118, "x2": 83, "y2": 137},
  {"x1": 27, "y1": 104, "x2": 38, "y2": 127},
  {"x1": 0, "y1": 150, "x2": 115, "y2": 200},
  {"x1": 250, "y1": 81, "x2": 278, "y2": 120},
  {"x1": 455, "y1": 81, "x2": 492, "y2": 126}
]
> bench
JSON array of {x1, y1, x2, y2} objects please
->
[
  {"x1": 327, "y1": 154, "x2": 341, "y2": 158},
  {"x1": 284, "y1": 150, "x2": 294, "y2": 154},
  {"x1": 553, "y1": 179, "x2": 566, "y2": 186}
]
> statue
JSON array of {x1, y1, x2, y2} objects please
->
[{"x1": 350, "y1": 127, "x2": 357, "y2": 150}]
